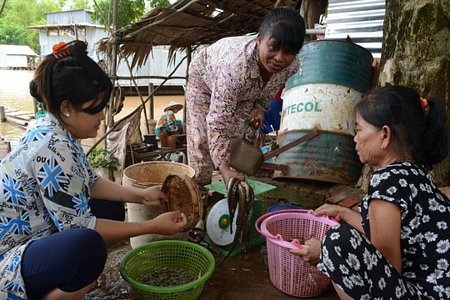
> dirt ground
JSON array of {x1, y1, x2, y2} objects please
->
[
  {"x1": 84, "y1": 174, "x2": 344, "y2": 300},
  {"x1": 84, "y1": 238, "x2": 339, "y2": 300}
]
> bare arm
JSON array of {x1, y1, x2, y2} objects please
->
[
  {"x1": 290, "y1": 204, "x2": 363, "y2": 263},
  {"x1": 94, "y1": 211, "x2": 187, "y2": 244},
  {"x1": 314, "y1": 204, "x2": 364, "y2": 233},
  {"x1": 368, "y1": 199, "x2": 402, "y2": 273},
  {"x1": 90, "y1": 177, "x2": 166, "y2": 205}
]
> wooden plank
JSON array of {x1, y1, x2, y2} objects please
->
[
  {"x1": 6, "y1": 115, "x2": 29, "y2": 127},
  {"x1": 8, "y1": 111, "x2": 33, "y2": 117},
  {"x1": 3, "y1": 106, "x2": 35, "y2": 121},
  {"x1": 4, "y1": 106, "x2": 20, "y2": 112},
  {"x1": 5, "y1": 114, "x2": 34, "y2": 121}
]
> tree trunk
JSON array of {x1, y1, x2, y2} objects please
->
[{"x1": 379, "y1": 0, "x2": 450, "y2": 186}]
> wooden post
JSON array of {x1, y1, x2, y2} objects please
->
[
  {"x1": 33, "y1": 99, "x2": 38, "y2": 116},
  {"x1": 107, "y1": 0, "x2": 119, "y2": 130},
  {"x1": 184, "y1": 46, "x2": 191, "y2": 124},
  {"x1": 0, "y1": 106, "x2": 6, "y2": 122},
  {"x1": 148, "y1": 83, "x2": 154, "y2": 120}
]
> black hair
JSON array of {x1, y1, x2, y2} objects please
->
[
  {"x1": 259, "y1": 8, "x2": 306, "y2": 54},
  {"x1": 355, "y1": 85, "x2": 448, "y2": 169},
  {"x1": 29, "y1": 40, "x2": 112, "y2": 118}
]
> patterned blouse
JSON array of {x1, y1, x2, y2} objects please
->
[
  {"x1": 155, "y1": 110, "x2": 180, "y2": 136},
  {"x1": 0, "y1": 113, "x2": 98, "y2": 299},
  {"x1": 186, "y1": 35, "x2": 299, "y2": 168},
  {"x1": 361, "y1": 162, "x2": 450, "y2": 298}
]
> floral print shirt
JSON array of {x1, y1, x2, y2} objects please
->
[
  {"x1": 0, "y1": 113, "x2": 98, "y2": 299},
  {"x1": 155, "y1": 110, "x2": 180, "y2": 136},
  {"x1": 360, "y1": 162, "x2": 450, "y2": 298},
  {"x1": 186, "y1": 35, "x2": 299, "y2": 168}
]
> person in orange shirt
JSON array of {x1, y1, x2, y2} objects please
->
[{"x1": 156, "y1": 101, "x2": 183, "y2": 148}]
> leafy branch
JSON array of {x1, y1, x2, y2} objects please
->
[{"x1": 88, "y1": 147, "x2": 119, "y2": 170}]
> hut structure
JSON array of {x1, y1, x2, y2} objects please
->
[
  {"x1": 98, "y1": 0, "x2": 299, "y2": 69},
  {"x1": 96, "y1": 0, "x2": 385, "y2": 123},
  {"x1": 94, "y1": 0, "x2": 388, "y2": 178},
  {"x1": 93, "y1": 0, "x2": 301, "y2": 156},
  {"x1": 98, "y1": 0, "x2": 385, "y2": 76},
  {"x1": 29, "y1": 9, "x2": 108, "y2": 60},
  {"x1": 0, "y1": 45, "x2": 38, "y2": 70}
]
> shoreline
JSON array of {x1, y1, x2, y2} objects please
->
[
  {"x1": 0, "y1": 94, "x2": 186, "y2": 148},
  {"x1": 0, "y1": 69, "x2": 186, "y2": 147}
]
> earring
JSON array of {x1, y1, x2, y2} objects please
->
[{"x1": 64, "y1": 113, "x2": 70, "y2": 118}]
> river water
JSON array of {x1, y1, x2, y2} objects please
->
[
  {"x1": 0, "y1": 70, "x2": 35, "y2": 142},
  {"x1": 0, "y1": 69, "x2": 185, "y2": 147}
]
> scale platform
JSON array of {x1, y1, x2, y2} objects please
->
[
  {"x1": 204, "y1": 179, "x2": 277, "y2": 257},
  {"x1": 205, "y1": 178, "x2": 277, "y2": 196}
]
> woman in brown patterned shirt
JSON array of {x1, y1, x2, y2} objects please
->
[{"x1": 186, "y1": 7, "x2": 306, "y2": 186}]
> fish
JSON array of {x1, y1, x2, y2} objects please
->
[
  {"x1": 227, "y1": 177, "x2": 240, "y2": 234},
  {"x1": 240, "y1": 182, "x2": 254, "y2": 252}
]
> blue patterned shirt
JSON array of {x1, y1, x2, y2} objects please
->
[{"x1": 0, "y1": 113, "x2": 98, "y2": 299}]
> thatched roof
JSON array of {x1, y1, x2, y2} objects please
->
[{"x1": 98, "y1": 0, "x2": 296, "y2": 68}]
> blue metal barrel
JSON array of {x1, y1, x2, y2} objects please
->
[{"x1": 275, "y1": 40, "x2": 373, "y2": 185}]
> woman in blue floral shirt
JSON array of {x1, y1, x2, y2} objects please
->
[
  {"x1": 291, "y1": 86, "x2": 449, "y2": 299},
  {"x1": 0, "y1": 41, "x2": 187, "y2": 300}
]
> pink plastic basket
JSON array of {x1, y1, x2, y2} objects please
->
[{"x1": 255, "y1": 209, "x2": 338, "y2": 298}]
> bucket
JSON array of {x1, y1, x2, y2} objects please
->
[
  {"x1": 123, "y1": 161, "x2": 195, "y2": 248},
  {"x1": 142, "y1": 119, "x2": 157, "y2": 135},
  {"x1": 276, "y1": 40, "x2": 373, "y2": 184},
  {"x1": 255, "y1": 209, "x2": 338, "y2": 297},
  {"x1": 120, "y1": 240, "x2": 215, "y2": 300},
  {"x1": 267, "y1": 203, "x2": 302, "y2": 213}
]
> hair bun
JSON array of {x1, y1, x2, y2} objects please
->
[
  {"x1": 70, "y1": 40, "x2": 88, "y2": 54},
  {"x1": 29, "y1": 80, "x2": 43, "y2": 102},
  {"x1": 53, "y1": 40, "x2": 88, "y2": 60}
]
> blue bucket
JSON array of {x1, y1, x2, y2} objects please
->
[{"x1": 268, "y1": 204, "x2": 302, "y2": 213}]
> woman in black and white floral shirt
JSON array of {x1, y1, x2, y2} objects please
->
[{"x1": 291, "y1": 85, "x2": 449, "y2": 299}]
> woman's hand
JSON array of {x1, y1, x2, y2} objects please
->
[
  {"x1": 139, "y1": 185, "x2": 168, "y2": 206},
  {"x1": 313, "y1": 203, "x2": 345, "y2": 222},
  {"x1": 289, "y1": 238, "x2": 321, "y2": 265},
  {"x1": 219, "y1": 163, "x2": 245, "y2": 186},
  {"x1": 249, "y1": 107, "x2": 265, "y2": 129},
  {"x1": 151, "y1": 211, "x2": 188, "y2": 235},
  {"x1": 314, "y1": 203, "x2": 364, "y2": 232}
]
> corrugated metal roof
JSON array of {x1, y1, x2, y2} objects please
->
[
  {"x1": 325, "y1": 0, "x2": 385, "y2": 58},
  {"x1": 29, "y1": 10, "x2": 104, "y2": 29},
  {"x1": 0, "y1": 45, "x2": 38, "y2": 56},
  {"x1": 29, "y1": 23, "x2": 105, "y2": 29}
]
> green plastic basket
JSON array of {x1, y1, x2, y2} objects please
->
[{"x1": 120, "y1": 240, "x2": 215, "y2": 300}]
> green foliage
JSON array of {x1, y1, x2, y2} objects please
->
[
  {"x1": 0, "y1": 0, "x2": 170, "y2": 52},
  {"x1": 0, "y1": 0, "x2": 62, "y2": 53},
  {"x1": 0, "y1": 20, "x2": 28, "y2": 45},
  {"x1": 68, "y1": 0, "x2": 93, "y2": 10},
  {"x1": 148, "y1": 0, "x2": 170, "y2": 8},
  {"x1": 88, "y1": 148, "x2": 119, "y2": 170},
  {"x1": 92, "y1": 0, "x2": 145, "y2": 29}
]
